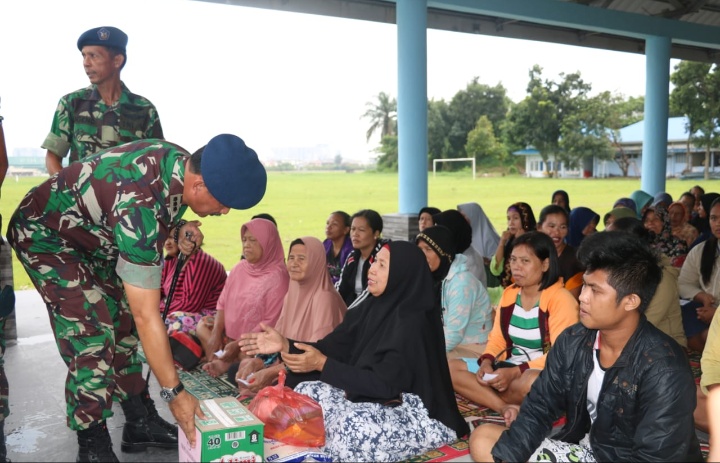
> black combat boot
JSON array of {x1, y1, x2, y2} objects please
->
[
  {"x1": 140, "y1": 385, "x2": 179, "y2": 442},
  {"x1": 120, "y1": 392, "x2": 177, "y2": 453},
  {"x1": 76, "y1": 421, "x2": 118, "y2": 463}
]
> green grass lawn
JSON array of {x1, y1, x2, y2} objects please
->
[{"x1": 1, "y1": 171, "x2": 715, "y2": 289}]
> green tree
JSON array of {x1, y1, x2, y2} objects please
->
[
  {"x1": 362, "y1": 92, "x2": 397, "y2": 143},
  {"x1": 559, "y1": 96, "x2": 614, "y2": 172},
  {"x1": 375, "y1": 135, "x2": 398, "y2": 171},
  {"x1": 446, "y1": 78, "x2": 510, "y2": 159},
  {"x1": 465, "y1": 116, "x2": 507, "y2": 166},
  {"x1": 506, "y1": 65, "x2": 593, "y2": 177},
  {"x1": 670, "y1": 61, "x2": 720, "y2": 180},
  {"x1": 427, "y1": 99, "x2": 451, "y2": 168}
]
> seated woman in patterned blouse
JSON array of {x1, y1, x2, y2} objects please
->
[{"x1": 415, "y1": 225, "x2": 493, "y2": 360}]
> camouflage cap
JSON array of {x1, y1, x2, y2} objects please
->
[
  {"x1": 201, "y1": 134, "x2": 267, "y2": 210},
  {"x1": 77, "y1": 26, "x2": 128, "y2": 52}
]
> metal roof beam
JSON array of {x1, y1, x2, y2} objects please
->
[
  {"x1": 192, "y1": 0, "x2": 720, "y2": 62},
  {"x1": 425, "y1": 0, "x2": 720, "y2": 49}
]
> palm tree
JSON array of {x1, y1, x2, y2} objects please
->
[{"x1": 362, "y1": 92, "x2": 397, "y2": 142}]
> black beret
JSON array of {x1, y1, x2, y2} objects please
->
[{"x1": 77, "y1": 27, "x2": 128, "y2": 52}]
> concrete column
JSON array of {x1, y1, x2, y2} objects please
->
[
  {"x1": 397, "y1": 0, "x2": 427, "y2": 214},
  {"x1": 641, "y1": 36, "x2": 671, "y2": 195}
]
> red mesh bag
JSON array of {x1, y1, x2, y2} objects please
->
[{"x1": 247, "y1": 369, "x2": 325, "y2": 447}]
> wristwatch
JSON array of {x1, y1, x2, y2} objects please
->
[{"x1": 160, "y1": 382, "x2": 184, "y2": 402}]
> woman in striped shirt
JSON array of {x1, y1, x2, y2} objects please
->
[
  {"x1": 161, "y1": 226, "x2": 227, "y2": 336},
  {"x1": 449, "y1": 231, "x2": 579, "y2": 426}
]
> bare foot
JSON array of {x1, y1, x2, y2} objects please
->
[
  {"x1": 202, "y1": 358, "x2": 231, "y2": 377},
  {"x1": 501, "y1": 404, "x2": 520, "y2": 427}
]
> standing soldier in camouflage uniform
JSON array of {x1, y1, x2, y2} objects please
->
[
  {"x1": 43, "y1": 26, "x2": 163, "y2": 175},
  {"x1": 7, "y1": 134, "x2": 267, "y2": 462}
]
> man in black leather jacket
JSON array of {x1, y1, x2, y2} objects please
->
[{"x1": 470, "y1": 232, "x2": 703, "y2": 462}]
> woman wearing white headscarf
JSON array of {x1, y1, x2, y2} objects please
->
[{"x1": 458, "y1": 202, "x2": 501, "y2": 260}]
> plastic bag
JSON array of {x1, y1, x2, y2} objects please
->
[{"x1": 248, "y1": 369, "x2": 325, "y2": 447}]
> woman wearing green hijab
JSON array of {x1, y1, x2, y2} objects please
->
[{"x1": 630, "y1": 189, "x2": 654, "y2": 218}]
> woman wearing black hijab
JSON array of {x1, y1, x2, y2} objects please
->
[
  {"x1": 418, "y1": 206, "x2": 441, "y2": 232},
  {"x1": 240, "y1": 241, "x2": 468, "y2": 462},
  {"x1": 416, "y1": 226, "x2": 492, "y2": 360},
  {"x1": 433, "y1": 209, "x2": 488, "y2": 287}
]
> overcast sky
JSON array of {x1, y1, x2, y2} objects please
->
[{"x1": 0, "y1": 0, "x2": 672, "y2": 161}]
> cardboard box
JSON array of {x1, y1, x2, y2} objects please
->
[{"x1": 179, "y1": 397, "x2": 264, "y2": 462}]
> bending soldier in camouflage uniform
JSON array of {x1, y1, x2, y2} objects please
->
[
  {"x1": 43, "y1": 26, "x2": 162, "y2": 175},
  {"x1": 7, "y1": 135, "x2": 267, "y2": 462}
]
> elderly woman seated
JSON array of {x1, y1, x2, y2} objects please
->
[
  {"x1": 449, "y1": 232, "x2": 579, "y2": 426},
  {"x1": 239, "y1": 241, "x2": 468, "y2": 462},
  {"x1": 231, "y1": 236, "x2": 347, "y2": 394},
  {"x1": 668, "y1": 201, "x2": 699, "y2": 247},
  {"x1": 198, "y1": 218, "x2": 289, "y2": 375},
  {"x1": 642, "y1": 205, "x2": 689, "y2": 267}
]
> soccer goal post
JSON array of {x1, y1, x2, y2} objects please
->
[{"x1": 432, "y1": 158, "x2": 476, "y2": 179}]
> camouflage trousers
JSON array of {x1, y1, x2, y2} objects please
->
[{"x1": 7, "y1": 210, "x2": 144, "y2": 431}]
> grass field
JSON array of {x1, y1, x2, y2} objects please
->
[{"x1": 1, "y1": 171, "x2": 716, "y2": 289}]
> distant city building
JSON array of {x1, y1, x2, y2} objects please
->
[
  {"x1": 8, "y1": 147, "x2": 46, "y2": 174},
  {"x1": 7, "y1": 167, "x2": 41, "y2": 177},
  {"x1": 12, "y1": 147, "x2": 44, "y2": 157}
]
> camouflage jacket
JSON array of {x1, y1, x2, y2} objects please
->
[
  {"x1": 18, "y1": 139, "x2": 186, "y2": 288},
  {"x1": 42, "y1": 82, "x2": 163, "y2": 164}
]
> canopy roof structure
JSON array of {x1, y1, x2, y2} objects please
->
[
  {"x1": 192, "y1": 0, "x2": 720, "y2": 213},
  {"x1": 195, "y1": 0, "x2": 720, "y2": 62}
]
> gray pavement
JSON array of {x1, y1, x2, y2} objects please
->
[
  {"x1": 4, "y1": 291, "x2": 478, "y2": 462},
  {"x1": 5, "y1": 290, "x2": 178, "y2": 462}
]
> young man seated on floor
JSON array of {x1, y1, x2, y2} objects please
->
[{"x1": 469, "y1": 231, "x2": 704, "y2": 463}]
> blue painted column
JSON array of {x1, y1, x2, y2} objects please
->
[
  {"x1": 397, "y1": 0, "x2": 427, "y2": 214},
  {"x1": 641, "y1": 36, "x2": 671, "y2": 195}
]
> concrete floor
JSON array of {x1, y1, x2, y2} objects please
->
[
  {"x1": 4, "y1": 290, "x2": 179, "y2": 462},
  {"x1": 2, "y1": 290, "x2": 480, "y2": 463}
]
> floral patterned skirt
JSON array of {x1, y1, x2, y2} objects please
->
[
  {"x1": 295, "y1": 381, "x2": 456, "y2": 462},
  {"x1": 164, "y1": 309, "x2": 215, "y2": 336}
]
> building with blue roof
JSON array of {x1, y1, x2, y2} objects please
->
[{"x1": 514, "y1": 116, "x2": 720, "y2": 179}]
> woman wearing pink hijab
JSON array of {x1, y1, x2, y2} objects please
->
[
  {"x1": 199, "y1": 218, "x2": 290, "y2": 377},
  {"x1": 232, "y1": 236, "x2": 347, "y2": 394}
]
